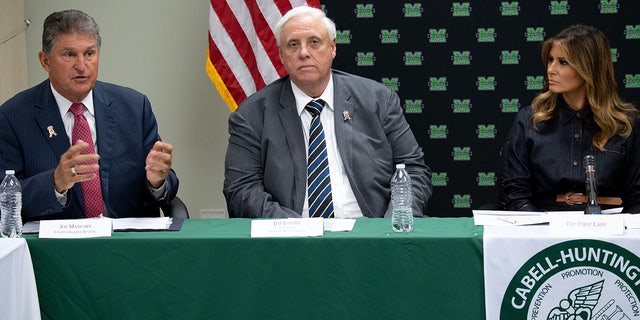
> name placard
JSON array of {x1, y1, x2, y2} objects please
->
[
  {"x1": 39, "y1": 219, "x2": 113, "y2": 238},
  {"x1": 251, "y1": 218, "x2": 324, "y2": 238},
  {"x1": 549, "y1": 214, "x2": 624, "y2": 236}
]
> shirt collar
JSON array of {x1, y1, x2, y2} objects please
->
[
  {"x1": 50, "y1": 83, "x2": 95, "y2": 118},
  {"x1": 291, "y1": 73, "x2": 334, "y2": 116},
  {"x1": 559, "y1": 99, "x2": 593, "y2": 125}
]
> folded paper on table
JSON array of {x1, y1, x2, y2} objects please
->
[
  {"x1": 323, "y1": 219, "x2": 356, "y2": 232},
  {"x1": 473, "y1": 210, "x2": 582, "y2": 226},
  {"x1": 23, "y1": 217, "x2": 182, "y2": 234},
  {"x1": 473, "y1": 208, "x2": 635, "y2": 228}
]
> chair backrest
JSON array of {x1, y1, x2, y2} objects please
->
[{"x1": 160, "y1": 196, "x2": 189, "y2": 219}]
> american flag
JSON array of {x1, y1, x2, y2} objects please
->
[{"x1": 207, "y1": 0, "x2": 321, "y2": 111}]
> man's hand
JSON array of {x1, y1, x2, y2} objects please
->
[
  {"x1": 146, "y1": 141, "x2": 173, "y2": 188},
  {"x1": 54, "y1": 140, "x2": 100, "y2": 193}
]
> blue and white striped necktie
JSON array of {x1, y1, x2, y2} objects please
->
[{"x1": 305, "y1": 99, "x2": 334, "y2": 218}]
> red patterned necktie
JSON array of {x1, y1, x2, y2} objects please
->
[{"x1": 70, "y1": 103, "x2": 105, "y2": 217}]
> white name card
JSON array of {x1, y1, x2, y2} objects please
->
[
  {"x1": 549, "y1": 214, "x2": 624, "y2": 236},
  {"x1": 251, "y1": 218, "x2": 324, "y2": 238},
  {"x1": 323, "y1": 218, "x2": 356, "y2": 232},
  {"x1": 39, "y1": 218, "x2": 113, "y2": 238}
]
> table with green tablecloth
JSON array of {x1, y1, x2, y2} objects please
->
[{"x1": 24, "y1": 218, "x2": 484, "y2": 319}]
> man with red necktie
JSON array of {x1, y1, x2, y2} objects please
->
[{"x1": 0, "y1": 9, "x2": 179, "y2": 220}]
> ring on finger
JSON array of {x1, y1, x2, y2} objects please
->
[{"x1": 71, "y1": 167, "x2": 77, "y2": 176}]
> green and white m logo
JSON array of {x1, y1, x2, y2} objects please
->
[
  {"x1": 429, "y1": 77, "x2": 447, "y2": 91},
  {"x1": 403, "y1": 3, "x2": 422, "y2": 17},
  {"x1": 380, "y1": 29, "x2": 399, "y2": 44},
  {"x1": 610, "y1": 48, "x2": 619, "y2": 63},
  {"x1": 452, "y1": 147, "x2": 472, "y2": 161},
  {"x1": 452, "y1": 51, "x2": 471, "y2": 65},
  {"x1": 355, "y1": 4, "x2": 374, "y2": 18},
  {"x1": 356, "y1": 52, "x2": 375, "y2": 66},
  {"x1": 429, "y1": 125, "x2": 448, "y2": 139},
  {"x1": 477, "y1": 124, "x2": 496, "y2": 139},
  {"x1": 525, "y1": 27, "x2": 545, "y2": 42},
  {"x1": 452, "y1": 99, "x2": 472, "y2": 113},
  {"x1": 477, "y1": 172, "x2": 496, "y2": 186},
  {"x1": 428, "y1": 29, "x2": 447, "y2": 43},
  {"x1": 452, "y1": 194, "x2": 472, "y2": 208},
  {"x1": 625, "y1": 25, "x2": 640, "y2": 40},
  {"x1": 550, "y1": 1, "x2": 569, "y2": 15},
  {"x1": 476, "y1": 76, "x2": 496, "y2": 91},
  {"x1": 451, "y1": 2, "x2": 471, "y2": 17},
  {"x1": 382, "y1": 77, "x2": 400, "y2": 91},
  {"x1": 404, "y1": 100, "x2": 423, "y2": 114},
  {"x1": 500, "y1": 98, "x2": 520, "y2": 113},
  {"x1": 599, "y1": 0, "x2": 619, "y2": 13},
  {"x1": 526, "y1": 76, "x2": 544, "y2": 90},
  {"x1": 500, "y1": 50, "x2": 519, "y2": 65},
  {"x1": 500, "y1": 2, "x2": 520, "y2": 16},
  {"x1": 336, "y1": 30, "x2": 352, "y2": 44},
  {"x1": 404, "y1": 52, "x2": 423, "y2": 66},
  {"x1": 624, "y1": 74, "x2": 640, "y2": 89},
  {"x1": 477, "y1": 28, "x2": 496, "y2": 42},
  {"x1": 432, "y1": 172, "x2": 449, "y2": 187}
]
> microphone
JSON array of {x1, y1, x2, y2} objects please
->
[{"x1": 583, "y1": 155, "x2": 601, "y2": 214}]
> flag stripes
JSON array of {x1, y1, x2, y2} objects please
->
[{"x1": 207, "y1": 0, "x2": 321, "y2": 111}]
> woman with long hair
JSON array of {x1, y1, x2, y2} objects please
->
[{"x1": 500, "y1": 24, "x2": 640, "y2": 213}]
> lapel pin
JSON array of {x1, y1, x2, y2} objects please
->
[
  {"x1": 47, "y1": 126, "x2": 57, "y2": 138},
  {"x1": 343, "y1": 111, "x2": 352, "y2": 122}
]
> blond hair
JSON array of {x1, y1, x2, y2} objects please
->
[{"x1": 531, "y1": 25, "x2": 637, "y2": 150}]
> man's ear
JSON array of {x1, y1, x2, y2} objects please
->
[{"x1": 38, "y1": 51, "x2": 50, "y2": 72}]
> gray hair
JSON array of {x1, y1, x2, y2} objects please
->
[
  {"x1": 274, "y1": 6, "x2": 336, "y2": 47},
  {"x1": 42, "y1": 9, "x2": 102, "y2": 54}
]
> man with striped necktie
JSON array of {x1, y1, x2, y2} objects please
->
[{"x1": 224, "y1": 6, "x2": 432, "y2": 218}]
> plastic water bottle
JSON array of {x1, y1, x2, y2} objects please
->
[
  {"x1": 0, "y1": 170, "x2": 23, "y2": 238},
  {"x1": 391, "y1": 164, "x2": 413, "y2": 232}
]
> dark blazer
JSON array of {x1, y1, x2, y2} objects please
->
[
  {"x1": 224, "y1": 70, "x2": 432, "y2": 218},
  {"x1": 0, "y1": 80, "x2": 178, "y2": 221}
]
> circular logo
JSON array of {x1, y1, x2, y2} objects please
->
[{"x1": 500, "y1": 239, "x2": 640, "y2": 319}]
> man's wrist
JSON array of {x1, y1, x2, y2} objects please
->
[{"x1": 55, "y1": 187, "x2": 69, "y2": 205}]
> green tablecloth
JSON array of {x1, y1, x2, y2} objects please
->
[{"x1": 25, "y1": 218, "x2": 484, "y2": 320}]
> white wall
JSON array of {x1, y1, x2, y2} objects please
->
[
  {"x1": 0, "y1": 0, "x2": 28, "y2": 101},
  {"x1": 25, "y1": 0, "x2": 231, "y2": 218}
]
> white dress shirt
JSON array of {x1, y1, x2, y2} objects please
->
[{"x1": 291, "y1": 76, "x2": 363, "y2": 218}]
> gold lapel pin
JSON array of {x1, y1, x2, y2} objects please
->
[{"x1": 47, "y1": 126, "x2": 57, "y2": 138}]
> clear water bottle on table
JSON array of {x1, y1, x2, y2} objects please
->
[
  {"x1": 0, "y1": 170, "x2": 23, "y2": 238},
  {"x1": 391, "y1": 164, "x2": 413, "y2": 232}
]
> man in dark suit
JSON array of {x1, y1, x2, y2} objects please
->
[
  {"x1": 0, "y1": 9, "x2": 178, "y2": 221},
  {"x1": 223, "y1": 6, "x2": 432, "y2": 218}
]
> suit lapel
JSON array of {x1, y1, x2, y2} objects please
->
[
  {"x1": 34, "y1": 82, "x2": 70, "y2": 158},
  {"x1": 278, "y1": 81, "x2": 307, "y2": 212},
  {"x1": 92, "y1": 83, "x2": 116, "y2": 195},
  {"x1": 332, "y1": 73, "x2": 355, "y2": 174}
]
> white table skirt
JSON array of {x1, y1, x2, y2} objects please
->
[
  {"x1": 484, "y1": 225, "x2": 640, "y2": 320},
  {"x1": 0, "y1": 238, "x2": 41, "y2": 320}
]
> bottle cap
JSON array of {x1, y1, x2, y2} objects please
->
[
  {"x1": 5, "y1": 170, "x2": 14, "y2": 175},
  {"x1": 395, "y1": 164, "x2": 405, "y2": 169}
]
